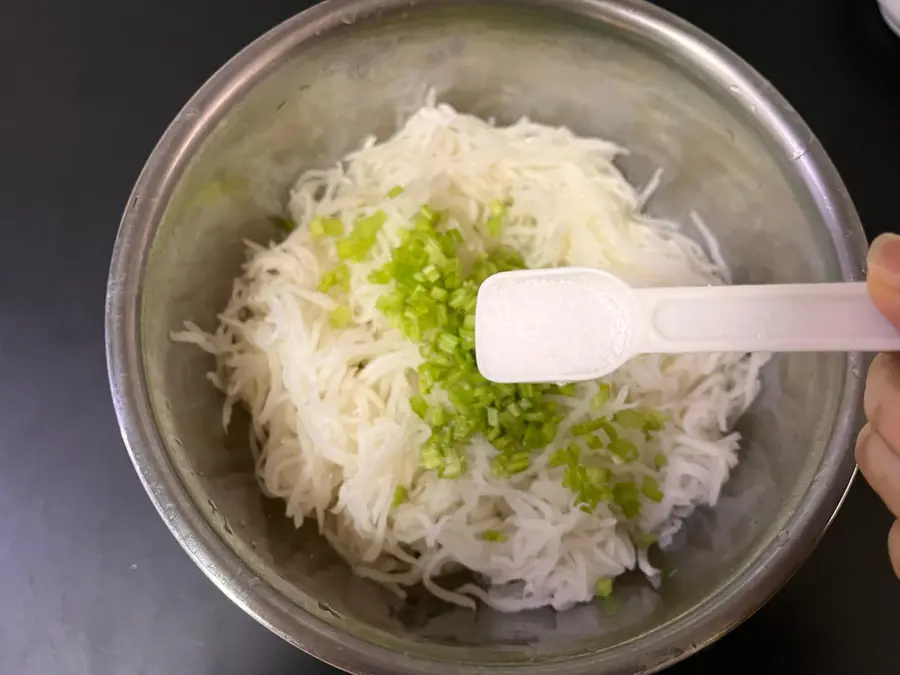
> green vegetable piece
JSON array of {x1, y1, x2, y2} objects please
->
[
  {"x1": 612, "y1": 481, "x2": 642, "y2": 518},
  {"x1": 641, "y1": 476, "x2": 664, "y2": 503},
  {"x1": 490, "y1": 457, "x2": 509, "y2": 478},
  {"x1": 591, "y1": 383, "x2": 612, "y2": 409},
  {"x1": 556, "y1": 383, "x2": 577, "y2": 396},
  {"x1": 609, "y1": 438, "x2": 639, "y2": 463},
  {"x1": 387, "y1": 185, "x2": 404, "y2": 198},
  {"x1": 585, "y1": 435, "x2": 605, "y2": 450},
  {"x1": 427, "y1": 406, "x2": 448, "y2": 427},
  {"x1": 644, "y1": 409, "x2": 668, "y2": 432},
  {"x1": 310, "y1": 216, "x2": 344, "y2": 239},
  {"x1": 613, "y1": 409, "x2": 647, "y2": 429},
  {"x1": 409, "y1": 395, "x2": 429, "y2": 419},
  {"x1": 654, "y1": 453, "x2": 668, "y2": 469},
  {"x1": 480, "y1": 529, "x2": 508, "y2": 543},
  {"x1": 356, "y1": 209, "x2": 388, "y2": 237},
  {"x1": 584, "y1": 466, "x2": 611, "y2": 485},
  {"x1": 485, "y1": 215, "x2": 503, "y2": 237},
  {"x1": 392, "y1": 486, "x2": 408, "y2": 507},
  {"x1": 368, "y1": 269, "x2": 391, "y2": 285},
  {"x1": 421, "y1": 442, "x2": 443, "y2": 470},
  {"x1": 497, "y1": 451, "x2": 531, "y2": 475},
  {"x1": 336, "y1": 210, "x2": 387, "y2": 261},
  {"x1": 440, "y1": 452, "x2": 466, "y2": 478},
  {"x1": 329, "y1": 305, "x2": 352, "y2": 328},
  {"x1": 595, "y1": 578, "x2": 614, "y2": 598},
  {"x1": 436, "y1": 331, "x2": 460, "y2": 355},
  {"x1": 572, "y1": 418, "x2": 606, "y2": 436},
  {"x1": 318, "y1": 264, "x2": 351, "y2": 293},
  {"x1": 598, "y1": 418, "x2": 619, "y2": 442},
  {"x1": 486, "y1": 407, "x2": 500, "y2": 428}
]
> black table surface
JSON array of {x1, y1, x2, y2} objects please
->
[{"x1": 2, "y1": 0, "x2": 900, "y2": 673}]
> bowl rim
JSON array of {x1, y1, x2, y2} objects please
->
[{"x1": 105, "y1": 0, "x2": 868, "y2": 673}]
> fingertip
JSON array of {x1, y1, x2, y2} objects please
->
[
  {"x1": 889, "y1": 520, "x2": 900, "y2": 579},
  {"x1": 856, "y1": 427, "x2": 900, "y2": 518},
  {"x1": 868, "y1": 233, "x2": 900, "y2": 329},
  {"x1": 856, "y1": 423, "x2": 872, "y2": 465},
  {"x1": 868, "y1": 275, "x2": 900, "y2": 329},
  {"x1": 864, "y1": 353, "x2": 900, "y2": 444}
]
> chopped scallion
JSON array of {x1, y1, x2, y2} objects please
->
[
  {"x1": 595, "y1": 577, "x2": 614, "y2": 598},
  {"x1": 480, "y1": 529, "x2": 508, "y2": 543},
  {"x1": 392, "y1": 486, "x2": 408, "y2": 507},
  {"x1": 329, "y1": 305, "x2": 352, "y2": 328},
  {"x1": 641, "y1": 476, "x2": 664, "y2": 503}
]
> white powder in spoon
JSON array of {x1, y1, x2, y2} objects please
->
[{"x1": 475, "y1": 274, "x2": 633, "y2": 383}]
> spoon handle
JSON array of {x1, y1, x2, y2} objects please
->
[{"x1": 631, "y1": 282, "x2": 900, "y2": 354}]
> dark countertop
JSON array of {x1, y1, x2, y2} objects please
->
[{"x1": 2, "y1": 0, "x2": 900, "y2": 673}]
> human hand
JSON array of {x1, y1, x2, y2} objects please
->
[{"x1": 857, "y1": 233, "x2": 900, "y2": 577}]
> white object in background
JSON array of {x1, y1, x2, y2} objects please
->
[
  {"x1": 474, "y1": 267, "x2": 900, "y2": 384},
  {"x1": 880, "y1": 0, "x2": 900, "y2": 37}
]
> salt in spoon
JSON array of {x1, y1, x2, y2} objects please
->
[{"x1": 474, "y1": 266, "x2": 900, "y2": 384}]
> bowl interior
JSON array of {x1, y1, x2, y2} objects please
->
[{"x1": 138, "y1": 1, "x2": 851, "y2": 667}]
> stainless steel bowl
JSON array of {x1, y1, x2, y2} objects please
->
[{"x1": 106, "y1": 1, "x2": 868, "y2": 672}]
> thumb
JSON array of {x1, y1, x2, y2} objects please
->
[{"x1": 868, "y1": 233, "x2": 900, "y2": 330}]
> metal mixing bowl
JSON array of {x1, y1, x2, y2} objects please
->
[{"x1": 105, "y1": 1, "x2": 868, "y2": 672}]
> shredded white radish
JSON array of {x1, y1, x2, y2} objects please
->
[{"x1": 173, "y1": 97, "x2": 769, "y2": 613}]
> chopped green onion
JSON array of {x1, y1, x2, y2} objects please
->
[
  {"x1": 609, "y1": 438, "x2": 639, "y2": 463},
  {"x1": 641, "y1": 476, "x2": 664, "y2": 503},
  {"x1": 550, "y1": 442, "x2": 580, "y2": 469},
  {"x1": 485, "y1": 215, "x2": 503, "y2": 237},
  {"x1": 318, "y1": 263, "x2": 351, "y2": 292},
  {"x1": 336, "y1": 210, "x2": 387, "y2": 261},
  {"x1": 387, "y1": 185, "x2": 404, "y2": 198},
  {"x1": 654, "y1": 453, "x2": 668, "y2": 469},
  {"x1": 592, "y1": 383, "x2": 612, "y2": 409},
  {"x1": 572, "y1": 418, "x2": 607, "y2": 436},
  {"x1": 480, "y1": 529, "x2": 508, "y2": 543},
  {"x1": 612, "y1": 481, "x2": 641, "y2": 518},
  {"x1": 486, "y1": 407, "x2": 500, "y2": 428},
  {"x1": 585, "y1": 435, "x2": 605, "y2": 450},
  {"x1": 584, "y1": 466, "x2": 611, "y2": 485},
  {"x1": 421, "y1": 443, "x2": 443, "y2": 470},
  {"x1": 613, "y1": 409, "x2": 646, "y2": 429},
  {"x1": 427, "y1": 406, "x2": 448, "y2": 427},
  {"x1": 329, "y1": 305, "x2": 352, "y2": 328},
  {"x1": 436, "y1": 331, "x2": 460, "y2": 354},
  {"x1": 410, "y1": 395, "x2": 429, "y2": 419},
  {"x1": 392, "y1": 486, "x2": 408, "y2": 507},
  {"x1": 644, "y1": 409, "x2": 668, "y2": 432},
  {"x1": 310, "y1": 216, "x2": 344, "y2": 239},
  {"x1": 595, "y1": 578, "x2": 614, "y2": 598},
  {"x1": 598, "y1": 419, "x2": 619, "y2": 442},
  {"x1": 368, "y1": 269, "x2": 391, "y2": 285},
  {"x1": 441, "y1": 451, "x2": 466, "y2": 478}
]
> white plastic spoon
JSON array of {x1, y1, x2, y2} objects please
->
[{"x1": 474, "y1": 267, "x2": 900, "y2": 384}]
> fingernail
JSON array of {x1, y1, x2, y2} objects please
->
[{"x1": 870, "y1": 233, "x2": 900, "y2": 281}]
